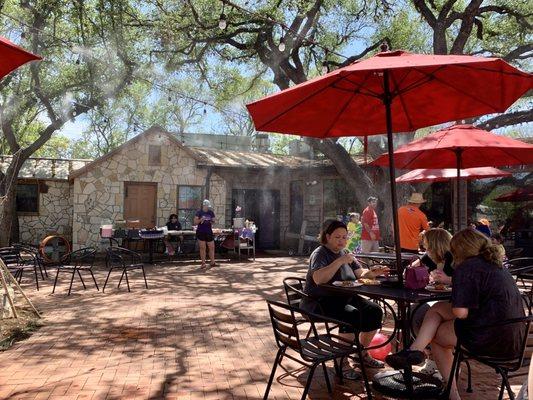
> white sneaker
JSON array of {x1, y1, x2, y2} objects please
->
[{"x1": 418, "y1": 359, "x2": 443, "y2": 381}]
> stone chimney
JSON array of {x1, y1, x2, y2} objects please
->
[{"x1": 253, "y1": 133, "x2": 270, "y2": 153}]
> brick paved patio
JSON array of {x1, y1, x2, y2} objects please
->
[{"x1": 0, "y1": 256, "x2": 525, "y2": 399}]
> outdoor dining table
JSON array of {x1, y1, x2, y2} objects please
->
[
  {"x1": 319, "y1": 281, "x2": 451, "y2": 400},
  {"x1": 322, "y1": 279, "x2": 452, "y2": 349}
]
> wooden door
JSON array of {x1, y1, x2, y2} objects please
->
[{"x1": 124, "y1": 182, "x2": 157, "y2": 228}]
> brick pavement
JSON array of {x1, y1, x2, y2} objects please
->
[{"x1": 0, "y1": 256, "x2": 526, "y2": 399}]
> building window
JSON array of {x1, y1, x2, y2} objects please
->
[
  {"x1": 16, "y1": 182, "x2": 39, "y2": 214},
  {"x1": 322, "y1": 179, "x2": 353, "y2": 220},
  {"x1": 148, "y1": 145, "x2": 161, "y2": 166},
  {"x1": 177, "y1": 185, "x2": 203, "y2": 229}
]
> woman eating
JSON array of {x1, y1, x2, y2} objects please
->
[
  {"x1": 386, "y1": 228, "x2": 525, "y2": 400},
  {"x1": 300, "y1": 219, "x2": 390, "y2": 373}
]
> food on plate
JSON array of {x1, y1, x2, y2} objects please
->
[
  {"x1": 434, "y1": 283, "x2": 447, "y2": 291},
  {"x1": 358, "y1": 278, "x2": 380, "y2": 285}
]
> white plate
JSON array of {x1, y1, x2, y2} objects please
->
[
  {"x1": 332, "y1": 281, "x2": 363, "y2": 287},
  {"x1": 425, "y1": 285, "x2": 452, "y2": 292}
]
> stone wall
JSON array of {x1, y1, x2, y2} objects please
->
[
  {"x1": 18, "y1": 180, "x2": 72, "y2": 245},
  {"x1": 71, "y1": 133, "x2": 226, "y2": 249}
]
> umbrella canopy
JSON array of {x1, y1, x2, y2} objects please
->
[
  {"x1": 372, "y1": 125, "x2": 533, "y2": 230},
  {"x1": 246, "y1": 50, "x2": 532, "y2": 287},
  {"x1": 373, "y1": 125, "x2": 533, "y2": 169},
  {"x1": 247, "y1": 51, "x2": 532, "y2": 137},
  {"x1": 495, "y1": 187, "x2": 533, "y2": 202},
  {"x1": 396, "y1": 167, "x2": 511, "y2": 184},
  {"x1": 0, "y1": 35, "x2": 41, "y2": 79}
]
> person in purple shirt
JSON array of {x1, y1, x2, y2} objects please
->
[{"x1": 194, "y1": 199, "x2": 216, "y2": 268}]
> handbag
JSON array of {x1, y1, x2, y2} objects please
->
[{"x1": 404, "y1": 257, "x2": 430, "y2": 290}]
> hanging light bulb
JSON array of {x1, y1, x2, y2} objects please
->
[
  {"x1": 278, "y1": 37, "x2": 286, "y2": 52},
  {"x1": 168, "y1": 95, "x2": 172, "y2": 102},
  {"x1": 218, "y1": 13, "x2": 227, "y2": 30}
]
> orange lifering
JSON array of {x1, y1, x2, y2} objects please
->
[{"x1": 39, "y1": 235, "x2": 71, "y2": 263}]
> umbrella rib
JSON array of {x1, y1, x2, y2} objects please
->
[
  {"x1": 390, "y1": 72, "x2": 416, "y2": 131},
  {"x1": 254, "y1": 73, "x2": 353, "y2": 130},
  {"x1": 410, "y1": 67, "x2": 502, "y2": 113},
  {"x1": 493, "y1": 145, "x2": 529, "y2": 166},
  {"x1": 341, "y1": 77, "x2": 382, "y2": 98},
  {"x1": 320, "y1": 87, "x2": 360, "y2": 137}
]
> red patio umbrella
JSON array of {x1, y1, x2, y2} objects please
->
[
  {"x1": 246, "y1": 49, "x2": 532, "y2": 285},
  {"x1": 0, "y1": 35, "x2": 41, "y2": 79},
  {"x1": 373, "y1": 124, "x2": 533, "y2": 229},
  {"x1": 396, "y1": 167, "x2": 511, "y2": 184},
  {"x1": 494, "y1": 187, "x2": 533, "y2": 202}
]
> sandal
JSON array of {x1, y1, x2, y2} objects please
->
[
  {"x1": 200, "y1": 263, "x2": 206, "y2": 268},
  {"x1": 210, "y1": 262, "x2": 216, "y2": 267}
]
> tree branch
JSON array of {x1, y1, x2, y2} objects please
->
[
  {"x1": 475, "y1": 109, "x2": 533, "y2": 131},
  {"x1": 412, "y1": 0, "x2": 437, "y2": 27}
]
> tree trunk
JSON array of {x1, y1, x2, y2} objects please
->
[
  {"x1": 0, "y1": 180, "x2": 17, "y2": 247},
  {"x1": 0, "y1": 158, "x2": 24, "y2": 247}
]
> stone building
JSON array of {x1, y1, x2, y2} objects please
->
[{"x1": 4, "y1": 126, "x2": 368, "y2": 251}]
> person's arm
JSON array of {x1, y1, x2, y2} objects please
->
[
  {"x1": 355, "y1": 265, "x2": 390, "y2": 279},
  {"x1": 193, "y1": 212, "x2": 203, "y2": 225},
  {"x1": 312, "y1": 253, "x2": 356, "y2": 285},
  {"x1": 451, "y1": 264, "x2": 479, "y2": 320}
]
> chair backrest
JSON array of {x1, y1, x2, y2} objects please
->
[
  {"x1": 505, "y1": 257, "x2": 533, "y2": 270},
  {"x1": 106, "y1": 246, "x2": 141, "y2": 267},
  {"x1": 0, "y1": 247, "x2": 21, "y2": 268},
  {"x1": 283, "y1": 277, "x2": 307, "y2": 308},
  {"x1": 67, "y1": 247, "x2": 96, "y2": 267},
  {"x1": 266, "y1": 300, "x2": 302, "y2": 352}
]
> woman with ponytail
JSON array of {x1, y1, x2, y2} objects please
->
[{"x1": 386, "y1": 229, "x2": 524, "y2": 400}]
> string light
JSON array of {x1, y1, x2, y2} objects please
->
[
  {"x1": 218, "y1": 2, "x2": 227, "y2": 30},
  {"x1": 278, "y1": 37, "x2": 286, "y2": 52},
  {"x1": 218, "y1": 13, "x2": 227, "y2": 30}
]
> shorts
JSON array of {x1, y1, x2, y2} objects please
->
[
  {"x1": 319, "y1": 295, "x2": 383, "y2": 333},
  {"x1": 361, "y1": 240, "x2": 379, "y2": 253},
  {"x1": 196, "y1": 231, "x2": 214, "y2": 242}
]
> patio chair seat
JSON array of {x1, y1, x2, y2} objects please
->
[
  {"x1": 52, "y1": 247, "x2": 98, "y2": 295},
  {"x1": 104, "y1": 247, "x2": 148, "y2": 292},
  {"x1": 300, "y1": 335, "x2": 354, "y2": 360}
]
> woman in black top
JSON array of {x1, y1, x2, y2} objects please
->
[
  {"x1": 164, "y1": 214, "x2": 182, "y2": 255},
  {"x1": 386, "y1": 229, "x2": 524, "y2": 400},
  {"x1": 300, "y1": 220, "x2": 390, "y2": 370}
]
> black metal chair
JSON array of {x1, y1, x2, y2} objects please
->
[
  {"x1": 13, "y1": 243, "x2": 48, "y2": 279},
  {"x1": 444, "y1": 293, "x2": 533, "y2": 400},
  {"x1": 52, "y1": 247, "x2": 98, "y2": 295},
  {"x1": 103, "y1": 247, "x2": 148, "y2": 292},
  {"x1": 0, "y1": 246, "x2": 40, "y2": 290},
  {"x1": 505, "y1": 257, "x2": 533, "y2": 289},
  {"x1": 264, "y1": 299, "x2": 373, "y2": 400}
]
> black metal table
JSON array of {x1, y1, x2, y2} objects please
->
[
  {"x1": 322, "y1": 280, "x2": 452, "y2": 349},
  {"x1": 319, "y1": 281, "x2": 452, "y2": 399}
]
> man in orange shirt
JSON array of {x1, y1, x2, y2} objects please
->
[{"x1": 398, "y1": 193, "x2": 429, "y2": 253}]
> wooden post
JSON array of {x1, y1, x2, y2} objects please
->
[
  {"x1": 0, "y1": 266, "x2": 17, "y2": 319},
  {"x1": 0, "y1": 259, "x2": 41, "y2": 318}
]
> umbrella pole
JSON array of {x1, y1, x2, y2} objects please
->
[
  {"x1": 383, "y1": 71, "x2": 404, "y2": 286},
  {"x1": 455, "y1": 149, "x2": 463, "y2": 232}
]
